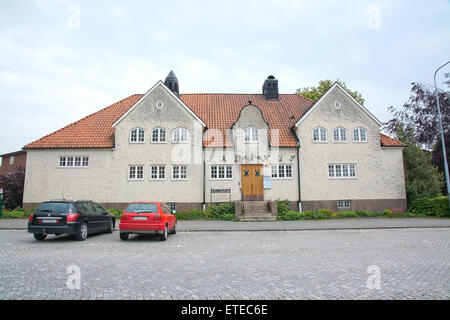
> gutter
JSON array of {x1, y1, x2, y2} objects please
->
[{"x1": 293, "y1": 130, "x2": 302, "y2": 212}]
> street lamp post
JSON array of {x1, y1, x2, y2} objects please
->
[{"x1": 433, "y1": 60, "x2": 450, "y2": 208}]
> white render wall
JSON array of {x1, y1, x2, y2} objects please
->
[
  {"x1": 295, "y1": 85, "x2": 406, "y2": 202},
  {"x1": 24, "y1": 84, "x2": 205, "y2": 205}
]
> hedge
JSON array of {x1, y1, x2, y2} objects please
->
[{"x1": 409, "y1": 196, "x2": 450, "y2": 217}]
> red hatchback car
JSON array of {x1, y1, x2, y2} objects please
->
[{"x1": 119, "y1": 202, "x2": 177, "y2": 241}]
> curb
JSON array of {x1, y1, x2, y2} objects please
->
[{"x1": 2, "y1": 226, "x2": 449, "y2": 232}]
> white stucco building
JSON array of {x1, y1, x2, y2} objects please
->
[{"x1": 23, "y1": 72, "x2": 407, "y2": 214}]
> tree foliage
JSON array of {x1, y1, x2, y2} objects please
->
[
  {"x1": 0, "y1": 166, "x2": 25, "y2": 210},
  {"x1": 296, "y1": 79, "x2": 365, "y2": 105},
  {"x1": 396, "y1": 125, "x2": 443, "y2": 202}
]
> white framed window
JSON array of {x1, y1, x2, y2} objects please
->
[
  {"x1": 167, "y1": 202, "x2": 177, "y2": 213},
  {"x1": 152, "y1": 128, "x2": 166, "y2": 143},
  {"x1": 335, "y1": 101, "x2": 341, "y2": 109},
  {"x1": 173, "y1": 128, "x2": 188, "y2": 143},
  {"x1": 353, "y1": 128, "x2": 367, "y2": 142},
  {"x1": 271, "y1": 165, "x2": 293, "y2": 179},
  {"x1": 313, "y1": 127, "x2": 327, "y2": 142},
  {"x1": 150, "y1": 165, "x2": 166, "y2": 180},
  {"x1": 244, "y1": 127, "x2": 259, "y2": 142},
  {"x1": 328, "y1": 164, "x2": 356, "y2": 178},
  {"x1": 156, "y1": 100, "x2": 164, "y2": 109},
  {"x1": 210, "y1": 165, "x2": 233, "y2": 179},
  {"x1": 337, "y1": 200, "x2": 351, "y2": 210},
  {"x1": 172, "y1": 165, "x2": 187, "y2": 180},
  {"x1": 128, "y1": 165, "x2": 144, "y2": 180},
  {"x1": 59, "y1": 156, "x2": 89, "y2": 168},
  {"x1": 9, "y1": 156, "x2": 14, "y2": 165},
  {"x1": 130, "y1": 128, "x2": 145, "y2": 143},
  {"x1": 333, "y1": 127, "x2": 347, "y2": 142}
]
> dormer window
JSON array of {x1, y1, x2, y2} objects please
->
[
  {"x1": 244, "y1": 127, "x2": 259, "y2": 142},
  {"x1": 173, "y1": 127, "x2": 188, "y2": 143},
  {"x1": 152, "y1": 128, "x2": 166, "y2": 143},
  {"x1": 130, "y1": 128, "x2": 145, "y2": 143},
  {"x1": 353, "y1": 128, "x2": 367, "y2": 142},
  {"x1": 313, "y1": 127, "x2": 327, "y2": 142},
  {"x1": 333, "y1": 127, "x2": 347, "y2": 142}
]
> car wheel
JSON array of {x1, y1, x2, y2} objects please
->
[
  {"x1": 106, "y1": 219, "x2": 113, "y2": 234},
  {"x1": 170, "y1": 222, "x2": 177, "y2": 234},
  {"x1": 160, "y1": 225, "x2": 168, "y2": 241},
  {"x1": 34, "y1": 233, "x2": 47, "y2": 241},
  {"x1": 120, "y1": 232, "x2": 129, "y2": 241},
  {"x1": 75, "y1": 222, "x2": 88, "y2": 241}
]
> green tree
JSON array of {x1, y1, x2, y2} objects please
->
[
  {"x1": 396, "y1": 125, "x2": 443, "y2": 202},
  {"x1": 296, "y1": 79, "x2": 365, "y2": 105}
]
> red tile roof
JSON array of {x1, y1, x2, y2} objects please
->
[
  {"x1": 24, "y1": 92, "x2": 405, "y2": 149},
  {"x1": 380, "y1": 133, "x2": 406, "y2": 147}
]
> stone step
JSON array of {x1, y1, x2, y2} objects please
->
[{"x1": 241, "y1": 217, "x2": 277, "y2": 222}]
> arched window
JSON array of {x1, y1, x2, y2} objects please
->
[
  {"x1": 244, "y1": 127, "x2": 259, "y2": 142},
  {"x1": 152, "y1": 128, "x2": 166, "y2": 143},
  {"x1": 353, "y1": 128, "x2": 367, "y2": 142},
  {"x1": 130, "y1": 128, "x2": 145, "y2": 143},
  {"x1": 333, "y1": 127, "x2": 347, "y2": 142},
  {"x1": 313, "y1": 127, "x2": 327, "y2": 142},
  {"x1": 173, "y1": 127, "x2": 188, "y2": 143}
]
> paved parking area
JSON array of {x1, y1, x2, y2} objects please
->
[{"x1": 0, "y1": 227, "x2": 449, "y2": 300}]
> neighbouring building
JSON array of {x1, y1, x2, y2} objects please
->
[
  {"x1": 0, "y1": 150, "x2": 27, "y2": 176},
  {"x1": 22, "y1": 72, "x2": 407, "y2": 214}
]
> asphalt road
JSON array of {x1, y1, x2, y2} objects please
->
[{"x1": 0, "y1": 227, "x2": 449, "y2": 300}]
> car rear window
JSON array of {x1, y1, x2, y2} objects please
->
[
  {"x1": 37, "y1": 202, "x2": 70, "y2": 213},
  {"x1": 125, "y1": 203, "x2": 158, "y2": 213}
]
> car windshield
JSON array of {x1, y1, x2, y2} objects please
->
[
  {"x1": 125, "y1": 203, "x2": 158, "y2": 213},
  {"x1": 37, "y1": 202, "x2": 70, "y2": 213}
]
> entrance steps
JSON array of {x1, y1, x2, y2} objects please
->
[{"x1": 237, "y1": 201, "x2": 278, "y2": 222}]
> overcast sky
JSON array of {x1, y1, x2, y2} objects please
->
[{"x1": 0, "y1": 0, "x2": 449, "y2": 155}]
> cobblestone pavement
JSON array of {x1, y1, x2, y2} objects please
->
[
  {"x1": 1, "y1": 217, "x2": 450, "y2": 231},
  {"x1": 0, "y1": 228, "x2": 449, "y2": 300}
]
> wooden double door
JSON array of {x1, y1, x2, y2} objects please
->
[{"x1": 241, "y1": 164, "x2": 264, "y2": 201}]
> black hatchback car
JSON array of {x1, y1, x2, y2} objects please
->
[{"x1": 28, "y1": 200, "x2": 115, "y2": 241}]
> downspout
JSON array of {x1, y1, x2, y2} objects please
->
[
  {"x1": 202, "y1": 145, "x2": 206, "y2": 211},
  {"x1": 293, "y1": 130, "x2": 302, "y2": 212}
]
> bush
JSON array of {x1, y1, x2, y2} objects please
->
[
  {"x1": 107, "y1": 208, "x2": 123, "y2": 219},
  {"x1": 205, "y1": 203, "x2": 235, "y2": 219},
  {"x1": 0, "y1": 167, "x2": 25, "y2": 210},
  {"x1": 409, "y1": 196, "x2": 450, "y2": 217},
  {"x1": 277, "y1": 200, "x2": 291, "y2": 216},
  {"x1": 175, "y1": 209, "x2": 208, "y2": 220},
  {"x1": 1, "y1": 207, "x2": 34, "y2": 219}
]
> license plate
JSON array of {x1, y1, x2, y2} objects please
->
[
  {"x1": 42, "y1": 219, "x2": 58, "y2": 224},
  {"x1": 133, "y1": 216, "x2": 147, "y2": 221}
]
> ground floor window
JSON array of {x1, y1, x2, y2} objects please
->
[
  {"x1": 129, "y1": 165, "x2": 144, "y2": 180},
  {"x1": 328, "y1": 164, "x2": 356, "y2": 178},
  {"x1": 271, "y1": 165, "x2": 293, "y2": 178},
  {"x1": 210, "y1": 165, "x2": 233, "y2": 179},
  {"x1": 150, "y1": 165, "x2": 166, "y2": 180},
  {"x1": 59, "y1": 156, "x2": 89, "y2": 168},
  {"x1": 172, "y1": 165, "x2": 187, "y2": 180},
  {"x1": 167, "y1": 202, "x2": 177, "y2": 213},
  {"x1": 337, "y1": 200, "x2": 351, "y2": 210}
]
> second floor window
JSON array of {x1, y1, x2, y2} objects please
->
[
  {"x1": 333, "y1": 127, "x2": 347, "y2": 142},
  {"x1": 313, "y1": 127, "x2": 327, "y2": 142},
  {"x1": 173, "y1": 128, "x2": 188, "y2": 143},
  {"x1": 152, "y1": 128, "x2": 166, "y2": 143},
  {"x1": 328, "y1": 164, "x2": 356, "y2": 178},
  {"x1": 129, "y1": 166, "x2": 144, "y2": 180},
  {"x1": 244, "y1": 128, "x2": 259, "y2": 142},
  {"x1": 353, "y1": 128, "x2": 367, "y2": 142},
  {"x1": 150, "y1": 165, "x2": 166, "y2": 180},
  {"x1": 172, "y1": 165, "x2": 187, "y2": 180},
  {"x1": 130, "y1": 128, "x2": 145, "y2": 143},
  {"x1": 59, "y1": 156, "x2": 89, "y2": 168}
]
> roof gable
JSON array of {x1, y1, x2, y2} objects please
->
[
  {"x1": 112, "y1": 81, "x2": 206, "y2": 128},
  {"x1": 294, "y1": 83, "x2": 382, "y2": 128}
]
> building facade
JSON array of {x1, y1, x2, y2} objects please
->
[
  {"x1": 0, "y1": 150, "x2": 27, "y2": 176},
  {"x1": 23, "y1": 72, "x2": 407, "y2": 212}
]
